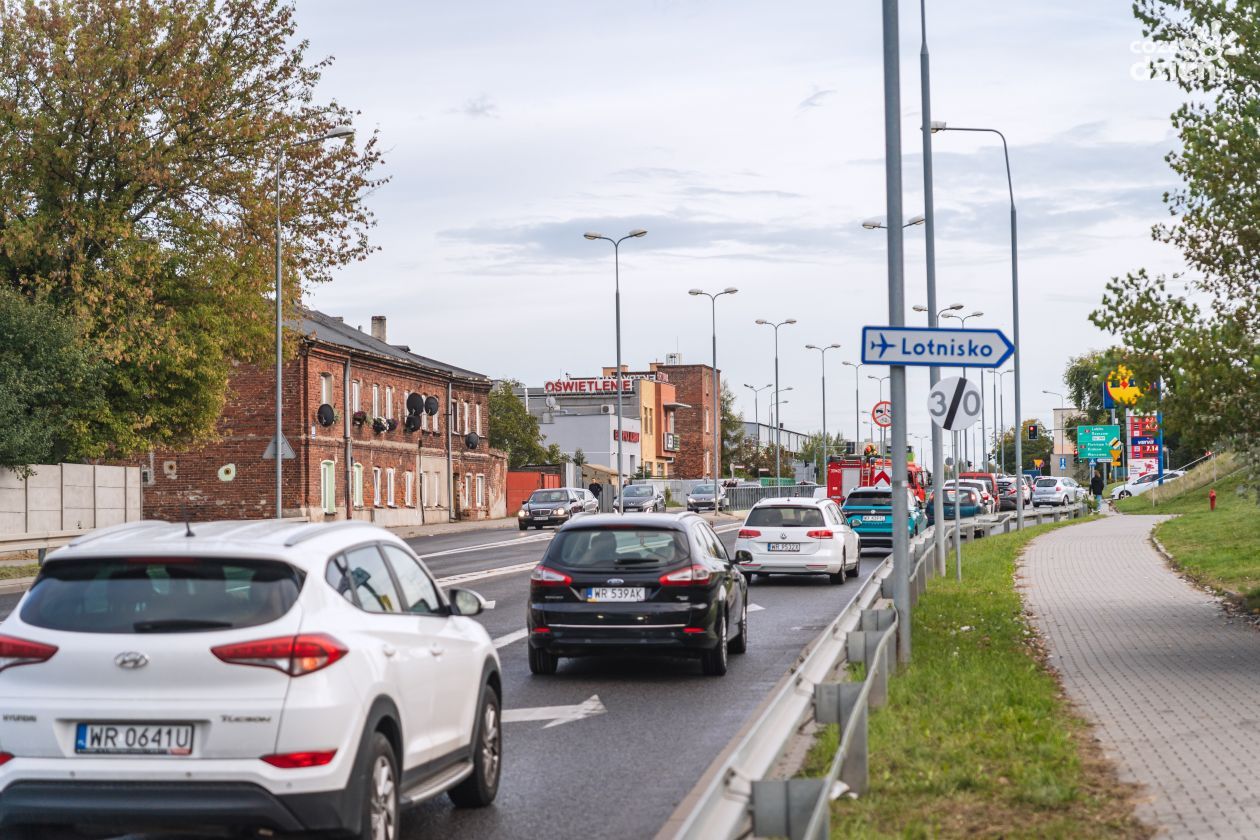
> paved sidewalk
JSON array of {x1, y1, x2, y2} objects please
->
[{"x1": 1022, "y1": 514, "x2": 1260, "y2": 838}]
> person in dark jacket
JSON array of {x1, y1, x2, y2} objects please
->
[{"x1": 1089, "y1": 469, "x2": 1105, "y2": 512}]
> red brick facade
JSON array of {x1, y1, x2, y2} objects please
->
[
  {"x1": 651, "y1": 362, "x2": 721, "y2": 479},
  {"x1": 136, "y1": 311, "x2": 507, "y2": 524}
]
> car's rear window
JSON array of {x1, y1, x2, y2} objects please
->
[
  {"x1": 545, "y1": 528, "x2": 690, "y2": 571},
  {"x1": 1035, "y1": 478, "x2": 1058, "y2": 488},
  {"x1": 844, "y1": 492, "x2": 892, "y2": 507},
  {"x1": 746, "y1": 506, "x2": 826, "y2": 527},
  {"x1": 21, "y1": 557, "x2": 304, "y2": 634}
]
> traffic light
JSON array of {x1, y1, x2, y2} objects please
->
[{"x1": 1027, "y1": 423, "x2": 1039, "y2": 440}]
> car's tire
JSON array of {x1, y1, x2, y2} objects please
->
[
  {"x1": 528, "y1": 644, "x2": 558, "y2": 675},
  {"x1": 828, "y1": 570, "x2": 846, "y2": 585},
  {"x1": 847, "y1": 542, "x2": 861, "y2": 577},
  {"x1": 518, "y1": 522, "x2": 528, "y2": 531},
  {"x1": 701, "y1": 612, "x2": 729, "y2": 676},
  {"x1": 728, "y1": 597, "x2": 748, "y2": 654},
  {"x1": 449, "y1": 684, "x2": 502, "y2": 808},
  {"x1": 1118, "y1": 490, "x2": 1131, "y2": 498},
  {"x1": 742, "y1": 572, "x2": 754, "y2": 585},
  {"x1": 353, "y1": 732, "x2": 399, "y2": 840}
]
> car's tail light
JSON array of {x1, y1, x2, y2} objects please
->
[
  {"x1": 0, "y1": 753, "x2": 13, "y2": 765},
  {"x1": 738, "y1": 529, "x2": 761, "y2": 539},
  {"x1": 261, "y1": 750, "x2": 337, "y2": 769},
  {"x1": 211, "y1": 634, "x2": 347, "y2": 677},
  {"x1": 659, "y1": 564, "x2": 713, "y2": 586},
  {"x1": 0, "y1": 635, "x2": 58, "y2": 673},
  {"x1": 530, "y1": 566, "x2": 572, "y2": 587},
  {"x1": 806, "y1": 530, "x2": 834, "y2": 539}
]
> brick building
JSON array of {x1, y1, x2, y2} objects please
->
[
  {"x1": 648, "y1": 359, "x2": 721, "y2": 479},
  {"x1": 137, "y1": 310, "x2": 506, "y2": 524}
]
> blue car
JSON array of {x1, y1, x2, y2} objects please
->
[
  {"x1": 842, "y1": 487, "x2": 925, "y2": 551},
  {"x1": 925, "y1": 487, "x2": 983, "y2": 524}
]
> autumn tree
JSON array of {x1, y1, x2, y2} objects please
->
[{"x1": 0, "y1": 0, "x2": 385, "y2": 459}]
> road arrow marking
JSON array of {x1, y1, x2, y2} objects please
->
[
  {"x1": 504, "y1": 695, "x2": 606, "y2": 729},
  {"x1": 492, "y1": 628, "x2": 528, "y2": 649},
  {"x1": 748, "y1": 604, "x2": 765, "y2": 613}
]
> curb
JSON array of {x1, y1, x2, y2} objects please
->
[{"x1": 0, "y1": 577, "x2": 35, "y2": 596}]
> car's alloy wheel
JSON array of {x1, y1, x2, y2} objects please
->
[
  {"x1": 702, "y1": 612, "x2": 728, "y2": 676},
  {"x1": 359, "y1": 733, "x2": 398, "y2": 840},
  {"x1": 449, "y1": 686, "x2": 502, "y2": 807}
]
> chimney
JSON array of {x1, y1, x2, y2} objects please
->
[{"x1": 370, "y1": 316, "x2": 386, "y2": 343}]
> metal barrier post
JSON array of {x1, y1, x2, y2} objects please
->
[
  {"x1": 840, "y1": 684, "x2": 869, "y2": 796},
  {"x1": 751, "y1": 778, "x2": 828, "y2": 840}
]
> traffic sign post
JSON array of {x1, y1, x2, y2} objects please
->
[{"x1": 861, "y1": 325, "x2": 1014, "y2": 368}]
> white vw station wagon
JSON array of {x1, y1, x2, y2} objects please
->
[{"x1": 0, "y1": 520, "x2": 501, "y2": 840}]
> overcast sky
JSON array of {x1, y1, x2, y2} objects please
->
[{"x1": 297, "y1": 0, "x2": 1187, "y2": 450}]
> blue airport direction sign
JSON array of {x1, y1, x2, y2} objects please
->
[{"x1": 861, "y1": 326, "x2": 1015, "y2": 368}]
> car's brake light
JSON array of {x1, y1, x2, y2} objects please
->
[
  {"x1": 261, "y1": 750, "x2": 337, "y2": 768},
  {"x1": 806, "y1": 530, "x2": 834, "y2": 539},
  {"x1": 0, "y1": 635, "x2": 58, "y2": 673},
  {"x1": 530, "y1": 566, "x2": 572, "y2": 587},
  {"x1": 211, "y1": 634, "x2": 346, "y2": 677},
  {"x1": 0, "y1": 753, "x2": 12, "y2": 765},
  {"x1": 659, "y1": 564, "x2": 713, "y2": 586},
  {"x1": 738, "y1": 529, "x2": 761, "y2": 539}
]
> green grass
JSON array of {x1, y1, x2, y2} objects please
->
[
  {"x1": 801, "y1": 523, "x2": 1149, "y2": 839},
  {"x1": 1116, "y1": 467, "x2": 1260, "y2": 609},
  {"x1": 0, "y1": 564, "x2": 39, "y2": 580}
]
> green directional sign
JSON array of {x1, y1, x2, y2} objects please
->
[{"x1": 1076, "y1": 424, "x2": 1121, "y2": 460}]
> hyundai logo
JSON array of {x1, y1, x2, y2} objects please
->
[
  {"x1": 114, "y1": 651, "x2": 149, "y2": 670},
  {"x1": 606, "y1": 578, "x2": 625, "y2": 586}
]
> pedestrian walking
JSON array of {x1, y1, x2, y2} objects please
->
[
  {"x1": 588, "y1": 480, "x2": 602, "y2": 500},
  {"x1": 1089, "y1": 469, "x2": 1105, "y2": 513}
]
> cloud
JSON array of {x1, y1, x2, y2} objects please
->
[
  {"x1": 454, "y1": 94, "x2": 499, "y2": 119},
  {"x1": 679, "y1": 185, "x2": 803, "y2": 200},
  {"x1": 797, "y1": 88, "x2": 836, "y2": 112}
]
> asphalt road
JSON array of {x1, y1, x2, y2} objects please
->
[{"x1": 0, "y1": 520, "x2": 886, "y2": 840}]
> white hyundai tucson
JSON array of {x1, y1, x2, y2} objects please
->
[
  {"x1": 733, "y1": 497, "x2": 860, "y2": 584},
  {"x1": 0, "y1": 520, "x2": 501, "y2": 840}
]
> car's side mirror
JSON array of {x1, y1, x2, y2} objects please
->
[{"x1": 448, "y1": 588, "x2": 487, "y2": 617}]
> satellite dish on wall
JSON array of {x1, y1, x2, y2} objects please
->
[
  {"x1": 464, "y1": 433, "x2": 480, "y2": 450},
  {"x1": 424, "y1": 396, "x2": 440, "y2": 416},
  {"x1": 404, "y1": 414, "x2": 421, "y2": 433},
  {"x1": 316, "y1": 404, "x2": 336, "y2": 427},
  {"x1": 545, "y1": 396, "x2": 557, "y2": 409},
  {"x1": 406, "y1": 393, "x2": 425, "y2": 415}
]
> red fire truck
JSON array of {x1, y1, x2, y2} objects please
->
[{"x1": 826, "y1": 453, "x2": 927, "y2": 504}]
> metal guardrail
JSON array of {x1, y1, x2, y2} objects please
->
[
  {"x1": 673, "y1": 503, "x2": 1088, "y2": 840},
  {"x1": 0, "y1": 530, "x2": 87, "y2": 557}
]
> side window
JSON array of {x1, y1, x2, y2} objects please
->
[
  {"x1": 698, "y1": 523, "x2": 728, "y2": 561},
  {"x1": 344, "y1": 545, "x2": 401, "y2": 614},
  {"x1": 381, "y1": 545, "x2": 442, "y2": 616},
  {"x1": 325, "y1": 556, "x2": 357, "y2": 604}
]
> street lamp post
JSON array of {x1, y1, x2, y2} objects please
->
[
  {"x1": 584, "y1": 228, "x2": 648, "y2": 513},
  {"x1": 932, "y1": 120, "x2": 1023, "y2": 527},
  {"x1": 841, "y1": 361, "x2": 863, "y2": 452},
  {"x1": 274, "y1": 125, "x2": 354, "y2": 519},
  {"x1": 999, "y1": 369, "x2": 1014, "y2": 473},
  {"x1": 691, "y1": 287, "x2": 739, "y2": 516},
  {"x1": 941, "y1": 309, "x2": 983, "y2": 467},
  {"x1": 805, "y1": 343, "x2": 842, "y2": 486},
  {"x1": 755, "y1": 319, "x2": 796, "y2": 483},
  {"x1": 743, "y1": 383, "x2": 773, "y2": 444}
]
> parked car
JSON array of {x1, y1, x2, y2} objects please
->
[
  {"x1": 517, "y1": 487, "x2": 599, "y2": 529},
  {"x1": 1111, "y1": 470, "x2": 1185, "y2": 499},
  {"x1": 617, "y1": 484, "x2": 666, "y2": 512},
  {"x1": 925, "y1": 486, "x2": 984, "y2": 524},
  {"x1": 841, "y1": 486, "x2": 925, "y2": 551},
  {"x1": 959, "y1": 472, "x2": 1000, "y2": 505},
  {"x1": 733, "y1": 497, "x2": 860, "y2": 583},
  {"x1": 1031, "y1": 476, "x2": 1086, "y2": 507},
  {"x1": 527, "y1": 513, "x2": 748, "y2": 676},
  {"x1": 0, "y1": 520, "x2": 501, "y2": 839},
  {"x1": 686, "y1": 483, "x2": 729, "y2": 513}
]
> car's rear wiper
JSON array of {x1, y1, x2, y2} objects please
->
[{"x1": 133, "y1": 619, "x2": 234, "y2": 633}]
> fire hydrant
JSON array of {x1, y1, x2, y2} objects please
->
[{"x1": 1210, "y1": 489, "x2": 1217, "y2": 511}]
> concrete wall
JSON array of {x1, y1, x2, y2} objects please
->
[{"x1": 0, "y1": 465, "x2": 143, "y2": 536}]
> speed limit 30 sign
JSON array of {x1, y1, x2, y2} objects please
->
[{"x1": 928, "y1": 376, "x2": 982, "y2": 431}]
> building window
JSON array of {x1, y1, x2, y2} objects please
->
[
  {"x1": 372, "y1": 467, "x2": 382, "y2": 507},
  {"x1": 320, "y1": 373, "x2": 333, "y2": 405},
  {"x1": 386, "y1": 387, "x2": 395, "y2": 419},
  {"x1": 475, "y1": 403, "x2": 482, "y2": 437},
  {"x1": 386, "y1": 468, "x2": 396, "y2": 507},
  {"x1": 464, "y1": 474, "x2": 472, "y2": 507},
  {"x1": 462, "y1": 400, "x2": 470, "y2": 434},
  {"x1": 372, "y1": 385, "x2": 380, "y2": 418},
  {"x1": 404, "y1": 471, "x2": 414, "y2": 506},
  {"x1": 320, "y1": 460, "x2": 336, "y2": 514},
  {"x1": 476, "y1": 474, "x2": 485, "y2": 507},
  {"x1": 351, "y1": 380, "x2": 361, "y2": 411},
  {"x1": 353, "y1": 463, "x2": 364, "y2": 508},
  {"x1": 704, "y1": 451, "x2": 711, "y2": 478},
  {"x1": 704, "y1": 408, "x2": 711, "y2": 433}
]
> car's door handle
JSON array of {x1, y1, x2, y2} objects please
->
[
  {"x1": 429, "y1": 644, "x2": 445, "y2": 659},
  {"x1": 382, "y1": 644, "x2": 397, "y2": 657}
]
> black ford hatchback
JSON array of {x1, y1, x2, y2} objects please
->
[{"x1": 527, "y1": 513, "x2": 748, "y2": 676}]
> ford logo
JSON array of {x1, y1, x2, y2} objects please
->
[
  {"x1": 606, "y1": 578, "x2": 625, "y2": 586},
  {"x1": 114, "y1": 651, "x2": 149, "y2": 670}
]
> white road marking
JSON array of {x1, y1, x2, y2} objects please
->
[
  {"x1": 436, "y1": 560, "x2": 539, "y2": 588},
  {"x1": 482, "y1": 600, "x2": 496, "y2": 610},
  {"x1": 492, "y1": 628, "x2": 528, "y2": 649},
  {"x1": 504, "y1": 695, "x2": 607, "y2": 729},
  {"x1": 419, "y1": 532, "x2": 553, "y2": 561},
  {"x1": 748, "y1": 603, "x2": 765, "y2": 613}
]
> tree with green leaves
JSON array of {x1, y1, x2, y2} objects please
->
[
  {"x1": 488, "y1": 380, "x2": 566, "y2": 470},
  {"x1": 0, "y1": 0, "x2": 385, "y2": 458},
  {"x1": 996, "y1": 419, "x2": 1054, "y2": 474},
  {"x1": 798, "y1": 432, "x2": 847, "y2": 482},
  {"x1": 719, "y1": 381, "x2": 744, "y2": 477}
]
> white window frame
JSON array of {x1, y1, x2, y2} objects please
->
[
  {"x1": 372, "y1": 467, "x2": 382, "y2": 507},
  {"x1": 475, "y1": 474, "x2": 485, "y2": 507},
  {"x1": 462, "y1": 400, "x2": 470, "y2": 434},
  {"x1": 320, "y1": 374, "x2": 333, "y2": 405},
  {"x1": 351, "y1": 380, "x2": 361, "y2": 411},
  {"x1": 353, "y1": 463, "x2": 364, "y2": 508},
  {"x1": 372, "y1": 385, "x2": 380, "y2": 418},
  {"x1": 320, "y1": 460, "x2": 336, "y2": 514},
  {"x1": 404, "y1": 471, "x2": 414, "y2": 506},
  {"x1": 385, "y1": 386, "x2": 394, "y2": 419},
  {"x1": 386, "y1": 468, "x2": 396, "y2": 507},
  {"x1": 475, "y1": 403, "x2": 482, "y2": 437}
]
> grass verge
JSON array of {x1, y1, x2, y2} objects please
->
[
  {"x1": 0, "y1": 564, "x2": 39, "y2": 580},
  {"x1": 1116, "y1": 468, "x2": 1260, "y2": 610},
  {"x1": 801, "y1": 522, "x2": 1149, "y2": 839}
]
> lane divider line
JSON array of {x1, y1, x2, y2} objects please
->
[
  {"x1": 437, "y1": 560, "x2": 539, "y2": 588},
  {"x1": 419, "y1": 532, "x2": 554, "y2": 561},
  {"x1": 492, "y1": 628, "x2": 528, "y2": 649}
]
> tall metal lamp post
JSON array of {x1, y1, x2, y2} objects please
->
[
  {"x1": 274, "y1": 125, "x2": 354, "y2": 519},
  {"x1": 805, "y1": 343, "x2": 842, "y2": 486},
  {"x1": 584, "y1": 228, "x2": 648, "y2": 512},
  {"x1": 690, "y1": 287, "x2": 739, "y2": 515},
  {"x1": 755, "y1": 319, "x2": 796, "y2": 483},
  {"x1": 841, "y1": 361, "x2": 863, "y2": 449},
  {"x1": 743, "y1": 384, "x2": 773, "y2": 435}
]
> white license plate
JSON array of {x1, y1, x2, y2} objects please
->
[
  {"x1": 768, "y1": 543, "x2": 801, "y2": 552},
  {"x1": 585, "y1": 587, "x2": 646, "y2": 602},
  {"x1": 533, "y1": 514, "x2": 548, "y2": 520},
  {"x1": 75, "y1": 723, "x2": 194, "y2": 756},
  {"x1": 862, "y1": 515, "x2": 886, "y2": 522}
]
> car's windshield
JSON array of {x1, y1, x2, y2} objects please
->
[
  {"x1": 545, "y1": 527, "x2": 690, "y2": 571},
  {"x1": 746, "y1": 506, "x2": 825, "y2": 527},
  {"x1": 844, "y1": 491, "x2": 892, "y2": 507},
  {"x1": 1035, "y1": 478, "x2": 1058, "y2": 488},
  {"x1": 530, "y1": 490, "x2": 568, "y2": 503},
  {"x1": 21, "y1": 557, "x2": 304, "y2": 634},
  {"x1": 624, "y1": 486, "x2": 653, "y2": 497},
  {"x1": 691, "y1": 484, "x2": 715, "y2": 494}
]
